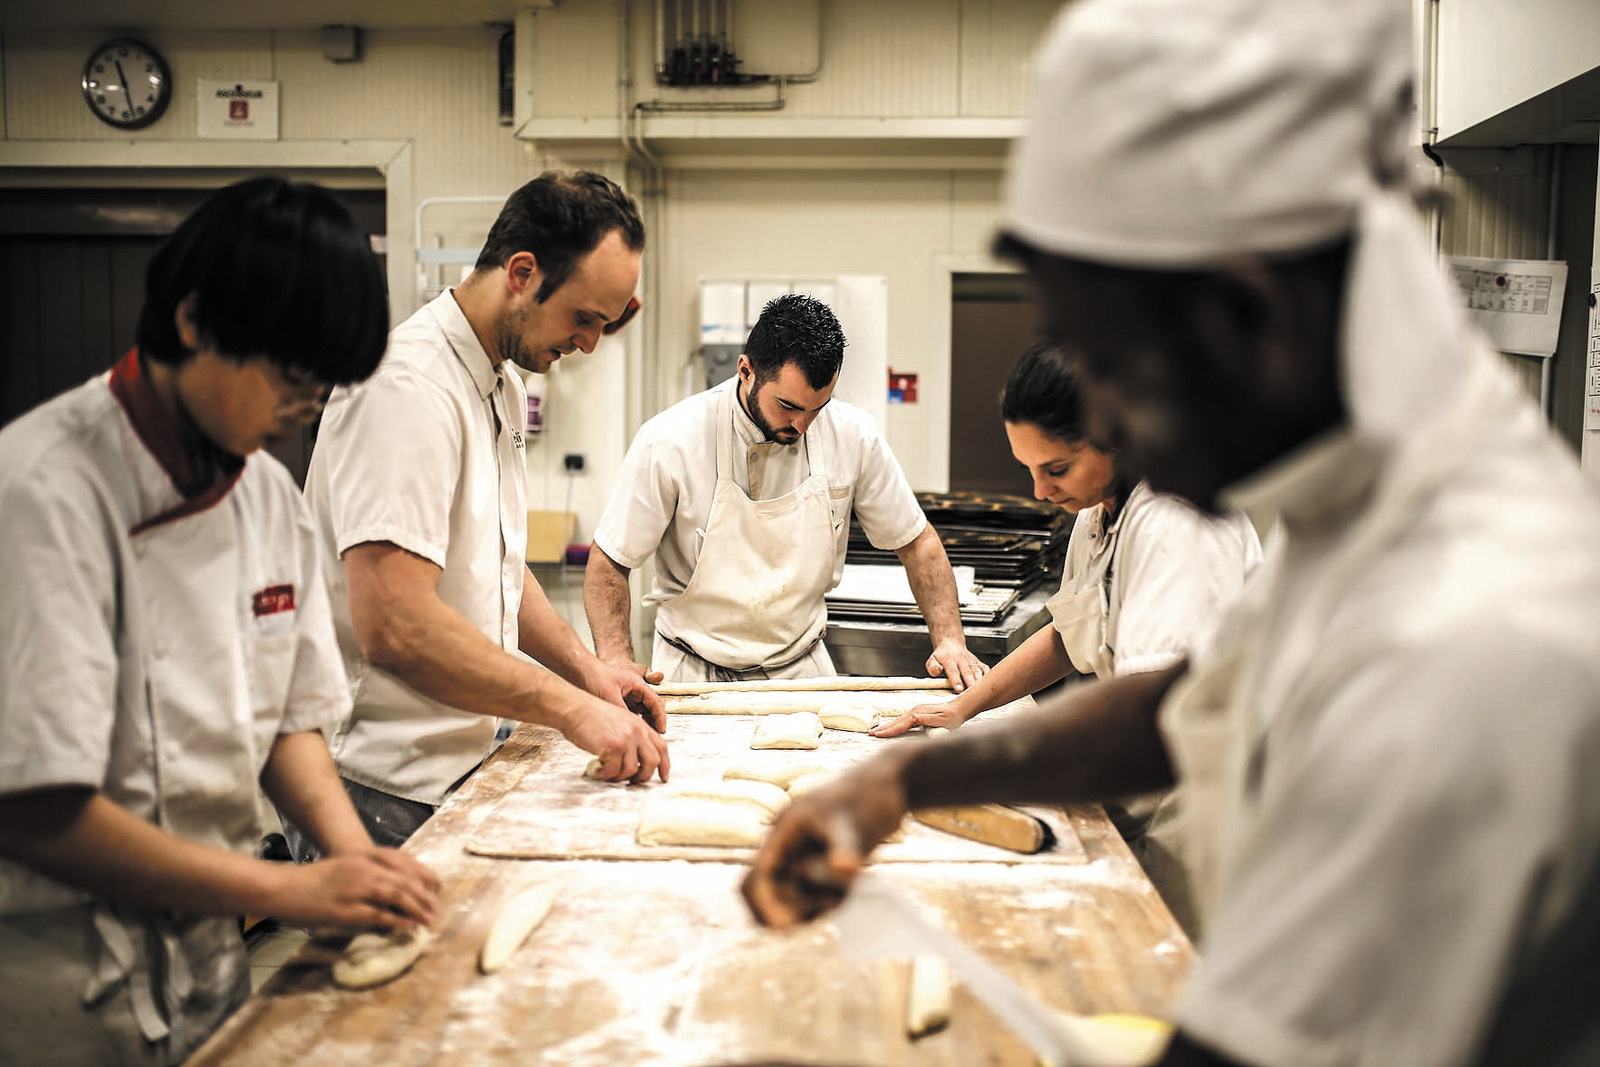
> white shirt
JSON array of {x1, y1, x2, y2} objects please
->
[
  {"x1": 1167, "y1": 354, "x2": 1600, "y2": 1067},
  {"x1": 0, "y1": 353, "x2": 348, "y2": 1038},
  {"x1": 594, "y1": 377, "x2": 926, "y2": 610},
  {"x1": 306, "y1": 291, "x2": 529, "y2": 805},
  {"x1": 1058, "y1": 480, "x2": 1262, "y2": 677}
]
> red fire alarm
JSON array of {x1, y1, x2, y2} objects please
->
[{"x1": 888, "y1": 370, "x2": 918, "y2": 404}]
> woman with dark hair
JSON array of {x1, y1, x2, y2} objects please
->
[
  {"x1": 0, "y1": 177, "x2": 438, "y2": 1065},
  {"x1": 873, "y1": 338, "x2": 1260, "y2": 931}
]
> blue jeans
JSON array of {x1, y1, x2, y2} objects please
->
[{"x1": 279, "y1": 777, "x2": 435, "y2": 863}]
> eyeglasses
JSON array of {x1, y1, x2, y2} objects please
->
[{"x1": 262, "y1": 362, "x2": 333, "y2": 417}]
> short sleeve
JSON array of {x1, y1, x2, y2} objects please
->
[
  {"x1": 1112, "y1": 497, "x2": 1255, "y2": 676},
  {"x1": 845, "y1": 416, "x2": 925, "y2": 551},
  {"x1": 279, "y1": 508, "x2": 353, "y2": 735},
  {"x1": 0, "y1": 465, "x2": 119, "y2": 794},
  {"x1": 317, "y1": 367, "x2": 464, "y2": 569},
  {"x1": 1178, "y1": 633, "x2": 1591, "y2": 1067},
  {"x1": 592, "y1": 419, "x2": 681, "y2": 571}
]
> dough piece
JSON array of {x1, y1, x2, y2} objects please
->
[
  {"x1": 723, "y1": 756, "x2": 831, "y2": 789},
  {"x1": 927, "y1": 727, "x2": 951, "y2": 739},
  {"x1": 480, "y1": 882, "x2": 561, "y2": 975},
  {"x1": 819, "y1": 704, "x2": 879, "y2": 733},
  {"x1": 636, "y1": 797, "x2": 767, "y2": 848},
  {"x1": 751, "y1": 711, "x2": 824, "y2": 750},
  {"x1": 661, "y1": 780, "x2": 791, "y2": 822},
  {"x1": 1051, "y1": 1012, "x2": 1174, "y2": 1066},
  {"x1": 786, "y1": 771, "x2": 834, "y2": 796},
  {"x1": 906, "y1": 954, "x2": 951, "y2": 1038},
  {"x1": 332, "y1": 926, "x2": 431, "y2": 990}
]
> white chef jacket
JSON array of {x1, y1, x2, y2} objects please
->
[
  {"x1": 306, "y1": 291, "x2": 529, "y2": 806},
  {"x1": 0, "y1": 352, "x2": 349, "y2": 1055},
  {"x1": 1165, "y1": 352, "x2": 1600, "y2": 1067},
  {"x1": 593, "y1": 376, "x2": 926, "y2": 623},
  {"x1": 1056, "y1": 479, "x2": 1262, "y2": 678}
]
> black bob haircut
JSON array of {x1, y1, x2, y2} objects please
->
[
  {"x1": 474, "y1": 171, "x2": 645, "y2": 304},
  {"x1": 136, "y1": 176, "x2": 389, "y2": 385},
  {"x1": 1001, "y1": 337, "x2": 1092, "y2": 443},
  {"x1": 744, "y1": 293, "x2": 846, "y2": 391}
]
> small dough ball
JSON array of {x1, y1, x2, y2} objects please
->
[
  {"x1": 786, "y1": 771, "x2": 834, "y2": 796},
  {"x1": 819, "y1": 704, "x2": 878, "y2": 733}
]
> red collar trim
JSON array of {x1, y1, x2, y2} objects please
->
[{"x1": 109, "y1": 350, "x2": 244, "y2": 535}]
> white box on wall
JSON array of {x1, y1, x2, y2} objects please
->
[{"x1": 197, "y1": 80, "x2": 280, "y2": 140}]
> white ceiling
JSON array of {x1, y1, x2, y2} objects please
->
[{"x1": 0, "y1": 0, "x2": 525, "y2": 31}]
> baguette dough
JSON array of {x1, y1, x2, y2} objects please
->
[
  {"x1": 636, "y1": 796, "x2": 767, "y2": 848},
  {"x1": 751, "y1": 711, "x2": 824, "y2": 750},
  {"x1": 723, "y1": 756, "x2": 830, "y2": 789},
  {"x1": 906, "y1": 954, "x2": 951, "y2": 1038},
  {"x1": 819, "y1": 704, "x2": 880, "y2": 733},
  {"x1": 1050, "y1": 1012, "x2": 1174, "y2": 1066},
  {"x1": 480, "y1": 882, "x2": 561, "y2": 974},
  {"x1": 660, "y1": 779, "x2": 791, "y2": 821},
  {"x1": 332, "y1": 926, "x2": 431, "y2": 990},
  {"x1": 786, "y1": 771, "x2": 834, "y2": 796}
]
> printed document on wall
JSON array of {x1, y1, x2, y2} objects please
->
[{"x1": 1450, "y1": 256, "x2": 1567, "y2": 358}]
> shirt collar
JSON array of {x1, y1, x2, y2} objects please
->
[
  {"x1": 1220, "y1": 426, "x2": 1387, "y2": 534},
  {"x1": 108, "y1": 349, "x2": 243, "y2": 500},
  {"x1": 435, "y1": 289, "x2": 502, "y2": 400}
]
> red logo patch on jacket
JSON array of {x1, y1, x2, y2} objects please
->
[{"x1": 252, "y1": 584, "x2": 296, "y2": 617}]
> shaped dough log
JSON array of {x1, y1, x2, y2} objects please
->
[
  {"x1": 751, "y1": 711, "x2": 824, "y2": 750},
  {"x1": 906, "y1": 954, "x2": 951, "y2": 1038},
  {"x1": 1047, "y1": 1012, "x2": 1174, "y2": 1066},
  {"x1": 661, "y1": 779, "x2": 791, "y2": 821},
  {"x1": 819, "y1": 704, "x2": 881, "y2": 733},
  {"x1": 480, "y1": 882, "x2": 561, "y2": 974},
  {"x1": 636, "y1": 797, "x2": 767, "y2": 847},
  {"x1": 723, "y1": 756, "x2": 831, "y2": 789},
  {"x1": 332, "y1": 926, "x2": 431, "y2": 990},
  {"x1": 786, "y1": 771, "x2": 834, "y2": 796}
]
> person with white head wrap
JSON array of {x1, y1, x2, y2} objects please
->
[{"x1": 743, "y1": 2, "x2": 1600, "y2": 1065}]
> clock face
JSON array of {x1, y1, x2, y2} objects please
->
[{"x1": 82, "y1": 39, "x2": 171, "y2": 130}]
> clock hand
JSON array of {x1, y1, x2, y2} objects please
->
[{"x1": 114, "y1": 59, "x2": 134, "y2": 113}]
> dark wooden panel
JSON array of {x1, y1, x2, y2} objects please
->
[
  {"x1": 0, "y1": 241, "x2": 44, "y2": 427},
  {"x1": 948, "y1": 289, "x2": 1040, "y2": 494}
]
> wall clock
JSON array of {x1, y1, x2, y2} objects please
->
[{"x1": 82, "y1": 38, "x2": 171, "y2": 130}]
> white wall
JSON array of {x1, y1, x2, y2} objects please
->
[{"x1": 1435, "y1": 0, "x2": 1600, "y2": 141}]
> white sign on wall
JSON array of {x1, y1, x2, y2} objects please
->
[
  {"x1": 197, "y1": 80, "x2": 279, "y2": 140},
  {"x1": 1449, "y1": 255, "x2": 1568, "y2": 357}
]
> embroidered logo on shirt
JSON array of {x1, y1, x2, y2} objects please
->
[{"x1": 252, "y1": 584, "x2": 296, "y2": 617}]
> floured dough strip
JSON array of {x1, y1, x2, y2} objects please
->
[
  {"x1": 751, "y1": 711, "x2": 823, "y2": 750},
  {"x1": 723, "y1": 755, "x2": 830, "y2": 789},
  {"x1": 332, "y1": 926, "x2": 431, "y2": 990},
  {"x1": 636, "y1": 797, "x2": 767, "y2": 848},
  {"x1": 480, "y1": 882, "x2": 561, "y2": 974},
  {"x1": 906, "y1": 954, "x2": 951, "y2": 1038},
  {"x1": 657, "y1": 676, "x2": 951, "y2": 696},
  {"x1": 659, "y1": 779, "x2": 791, "y2": 822}
]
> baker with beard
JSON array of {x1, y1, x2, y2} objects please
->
[
  {"x1": 586, "y1": 293, "x2": 985, "y2": 688},
  {"x1": 291, "y1": 172, "x2": 669, "y2": 859}
]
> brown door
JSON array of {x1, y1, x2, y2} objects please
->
[
  {"x1": 947, "y1": 272, "x2": 1041, "y2": 493},
  {"x1": 0, "y1": 185, "x2": 385, "y2": 486}
]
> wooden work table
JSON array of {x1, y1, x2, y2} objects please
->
[{"x1": 191, "y1": 702, "x2": 1195, "y2": 1066}]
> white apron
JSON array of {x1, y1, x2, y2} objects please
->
[
  {"x1": 85, "y1": 495, "x2": 264, "y2": 1055},
  {"x1": 1047, "y1": 505, "x2": 1119, "y2": 679},
  {"x1": 654, "y1": 384, "x2": 838, "y2": 678}
]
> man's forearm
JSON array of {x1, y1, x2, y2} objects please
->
[
  {"x1": 900, "y1": 665, "x2": 1183, "y2": 809},
  {"x1": 584, "y1": 545, "x2": 637, "y2": 663},
  {"x1": 260, "y1": 731, "x2": 373, "y2": 857},
  {"x1": 517, "y1": 566, "x2": 594, "y2": 686},
  {"x1": 896, "y1": 525, "x2": 966, "y2": 645}
]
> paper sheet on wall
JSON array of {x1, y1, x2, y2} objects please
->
[
  {"x1": 1585, "y1": 270, "x2": 1600, "y2": 432},
  {"x1": 1450, "y1": 256, "x2": 1568, "y2": 358}
]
